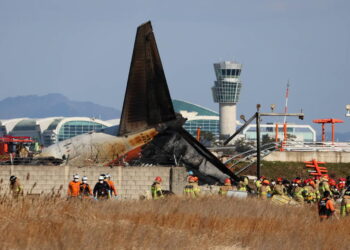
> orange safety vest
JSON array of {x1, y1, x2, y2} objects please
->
[
  {"x1": 319, "y1": 198, "x2": 335, "y2": 219},
  {"x1": 68, "y1": 181, "x2": 81, "y2": 197},
  {"x1": 80, "y1": 183, "x2": 92, "y2": 196}
]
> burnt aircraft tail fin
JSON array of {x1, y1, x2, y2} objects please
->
[{"x1": 118, "y1": 21, "x2": 176, "y2": 136}]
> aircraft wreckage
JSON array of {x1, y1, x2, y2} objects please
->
[{"x1": 38, "y1": 21, "x2": 239, "y2": 184}]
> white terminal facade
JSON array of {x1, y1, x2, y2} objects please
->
[{"x1": 212, "y1": 61, "x2": 242, "y2": 140}]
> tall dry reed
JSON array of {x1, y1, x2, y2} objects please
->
[{"x1": 0, "y1": 196, "x2": 348, "y2": 250}]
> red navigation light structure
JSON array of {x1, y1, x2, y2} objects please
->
[
  {"x1": 304, "y1": 159, "x2": 328, "y2": 177},
  {"x1": 312, "y1": 118, "x2": 344, "y2": 144}
]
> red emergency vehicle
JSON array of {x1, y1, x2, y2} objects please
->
[{"x1": 0, "y1": 136, "x2": 34, "y2": 162}]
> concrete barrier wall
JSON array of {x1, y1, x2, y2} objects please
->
[
  {"x1": 0, "y1": 165, "x2": 188, "y2": 199},
  {"x1": 265, "y1": 151, "x2": 350, "y2": 163}
]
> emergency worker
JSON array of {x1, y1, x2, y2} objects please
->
[
  {"x1": 100, "y1": 174, "x2": 110, "y2": 187},
  {"x1": 303, "y1": 179, "x2": 317, "y2": 203},
  {"x1": 192, "y1": 176, "x2": 201, "y2": 197},
  {"x1": 319, "y1": 175, "x2": 332, "y2": 198},
  {"x1": 184, "y1": 176, "x2": 200, "y2": 198},
  {"x1": 282, "y1": 179, "x2": 292, "y2": 197},
  {"x1": 106, "y1": 174, "x2": 117, "y2": 197},
  {"x1": 259, "y1": 180, "x2": 271, "y2": 200},
  {"x1": 93, "y1": 176, "x2": 110, "y2": 200},
  {"x1": 338, "y1": 178, "x2": 346, "y2": 192},
  {"x1": 318, "y1": 191, "x2": 335, "y2": 221},
  {"x1": 273, "y1": 177, "x2": 286, "y2": 196},
  {"x1": 291, "y1": 177, "x2": 301, "y2": 195},
  {"x1": 9, "y1": 175, "x2": 23, "y2": 198},
  {"x1": 293, "y1": 179, "x2": 304, "y2": 203},
  {"x1": 314, "y1": 176, "x2": 321, "y2": 191},
  {"x1": 329, "y1": 179, "x2": 340, "y2": 199},
  {"x1": 219, "y1": 178, "x2": 234, "y2": 196},
  {"x1": 340, "y1": 189, "x2": 350, "y2": 217},
  {"x1": 289, "y1": 179, "x2": 296, "y2": 193},
  {"x1": 238, "y1": 176, "x2": 249, "y2": 192},
  {"x1": 255, "y1": 176, "x2": 265, "y2": 193},
  {"x1": 67, "y1": 174, "x2": 81, "y2": 198},
  {"x1": 18, "y1": 145, "x2": 29, "y2": 158},
  {"x1": 311, "y1": 180, "x2": 321, "y2": 201},
  {"x1": 186, "y1": 171, "x2": 194, "y2": 182},
  {"x1": 270, "y1": 179, "x2": 276, "y2": 192},
  {"x1": 79, "y1": 176, "x2": 93, "y2": 199},
  {"x1": 151, "y1": 176, "x2": 164, "y2": 200}
]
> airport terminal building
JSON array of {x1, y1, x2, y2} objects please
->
[
  {"x1": 0, "y1": 100, "x2": 221, "y2": 146},
  {"x1": 0, "y1": 117, "x2": 113, "y2": 147},
  {"x1": 0, "y1": 99, "x2": 316, "y2": 146},
  {"x1": 172, "y1": 99, "x2": 220, "y2": 138}
]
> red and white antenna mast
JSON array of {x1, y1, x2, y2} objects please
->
[
  {"x1": 282, "y1": 81, "x2": 290, "y2": 148},
  {"x1": 283, "y1": 81, "x2": 290, "y2": 124}
]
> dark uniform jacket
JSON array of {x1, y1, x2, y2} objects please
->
[{"x1": 93, "y1": 182, "x2": 110, "y2": 198}]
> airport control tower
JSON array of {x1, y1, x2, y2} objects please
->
[{"x1": 212, "y1": 61, "x2": 242, "y2": 141}]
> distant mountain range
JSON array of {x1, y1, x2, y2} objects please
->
[{"x1": 0, "y1": 93, "x2": 121, "y2": 120}]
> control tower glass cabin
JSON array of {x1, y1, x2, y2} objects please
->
[{"x1": 211, "y1": 61, "x2": 242, "y2": 141}]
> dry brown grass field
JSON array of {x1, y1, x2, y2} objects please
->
[{"x1": 0, "y1": 196, "x2": 349, "y2": 250}]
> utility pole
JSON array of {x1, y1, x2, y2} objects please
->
[{"x1": 256, "y1": 105, "x2": 261, "y2": 178}]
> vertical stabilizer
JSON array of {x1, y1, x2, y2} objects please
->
[{"x1": 118, "y1": 21, "x2": 176, "y2": 136}]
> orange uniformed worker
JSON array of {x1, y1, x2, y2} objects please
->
[
  {"x1": 318, "y1": 191, "x2": 336, "y2": 221},
  {"x1": 106, "y1": 174, "x2": 117, "y2": 197},
  {"x1": 68, "y1": 174, "x2": 81, "y2": 197},
  {"x1": 80, "y1": 176, "x2": 93, "y2": 198}
]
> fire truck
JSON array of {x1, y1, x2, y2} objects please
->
[{"x1": 0, "y1": 135, "x2": 36, "y2": 164}]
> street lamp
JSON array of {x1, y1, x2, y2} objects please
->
[
  {"x1": 240, "y1": 115, "x2": 247, "y2": 123},
  {"x1": 270, "y1": 104, "x2": 276, "y2": 112}
]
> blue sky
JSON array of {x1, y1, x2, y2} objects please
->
[{"x1": 0, "y1": 0, "x2": 349, "y2": 132}]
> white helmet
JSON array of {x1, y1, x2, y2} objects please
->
[
  {"x1": 106, "y1": 174, "x2": 111, "y2": 179},
  {"x1": 98, "y1": 176, "x2": 104, "y2": 181},
  {"x1": 82, "y1": 176, "x2": 88, "y2": 181},
  {"x1": 73, "y1": 174, "x2": 79, "y2": 180}
]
